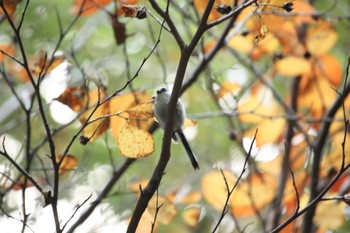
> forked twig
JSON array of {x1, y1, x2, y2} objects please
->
[{"x1": 212, "y1": 129, "x2": 257, "y2": 233}]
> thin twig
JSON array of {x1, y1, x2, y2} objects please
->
[
  {"x1": 65, "y1": 158, "x2": 135, "y2": 233},
  {"x1": 61, "y1": 193, "x2": 93, "y2": 232},
  {"x1": 212, "y1": 129, "x2": 257, "y2": 233},
  {"x1": 0, "y1": 139, "x2": 44, "y2": 194}
]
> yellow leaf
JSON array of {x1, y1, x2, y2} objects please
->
[
  {"x1": 117, "y1": 121, "x2": 154, "y2": 158},
  {"x1": 128, "y1": 210, "x2": 159, "y2": 233},
  {"x1": 216, "y1": 81, "x2": 242, "y2": 99},
  {"x1": 125, "y1": 99, "x2": 154, "y2": 120},
  {"x1": 245, "y1": 117, "x2": 285, "y2": 146},
  {"x1": 129, "y1": 179, "x2": 149, "y2": 194},
  {"x1": 306, "y1": 22, "x2": 338, "y2": 57},
  {"x1": 257, "y1": 33, "x2": 280, "y2": 55},
  {"x1": 110, "y1": 91, "x2": 153, "y2": 140},
  {"x1": 314, "y1": 201, "x2": 345, "y2": 230},
  {"x1": 275, "y1": 56, "x2": 312, "y2": 77},
  {"x1": 126, "y1": 99, "x2": 155, "y2": 130},
  {"x1": 238, "y1": 95, "x2": 277, "y2": 124},
  {"x1": 146, "y1": 195, "x2": 177, "y2": 225},
  {"x1": 227, "y1": 33, "x2": 255, "y2": 54},
  {"x1": 255, "y1": 23, "x2": 269, "y2": 43}
]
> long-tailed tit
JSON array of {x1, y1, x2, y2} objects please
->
[{"x1": 153, "y1": 88, "x2": 199, "y2": 170}]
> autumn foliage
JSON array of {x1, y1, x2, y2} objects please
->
[{"x1": 0, "y1": 0, "x2": 349, "y2": 233}]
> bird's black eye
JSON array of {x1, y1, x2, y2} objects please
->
[{"x1": 157, "y1": 88, "x2": 167, "y2": 94}]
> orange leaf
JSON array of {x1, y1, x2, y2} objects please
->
[
  {"x1": 203, "y1": 40, "x2": 218, "y2": 54},
  {"x1": 202, "y1": 169, "x2": 237, "y2": 211},
  {"x1": 291, "y1": 0, "x2": 315, "y2": 25},
  {"x1": 0, "y1": 0, "x2": 21, "y2": 19},
  {"x1": 31, "y1": 51, "x2": 66, "y2": 75},
  {"x1": 250, "y1": 33, "x2": 281, "y2": 60},
  {"x1": 193, "y1": 0, "x2": 232, "y2": 22},
  {"x1": 55, "y1": 86, "x2": 85, "y2": 112},
  {"x1": 306, "y1": 22, "x2": 338, "y2": 57},
  {"x1": 275, "y1": 56, "x2": 312, "y2": 77},
  {"x1": 73, "y1": 0, "x2": 113, "y2": 15},
  {"x1": 182, "y1": 207, "x2": 201, "y2": 227},
  {"x1": 298, "y1": 77, "x2": 336, "y2": 117},
  {"x1": 275, "y1": 21, "x2": 306, "y2": 56},
  {"x1": 230, "y1": 173, "x2": 276, "y2": 216},
  {"x1": 0, "y1": 44, "x2": 15, "y2": 63},
  {"x1": 80, "y1": 89, "x2": 110, "y2": 142},
  {"x1": 117, "y1": 121, "x2": 154, "y2": 158},
  {"x1": 56, "y1": 154, "x2": 78, "y2": 175},
  {"x1": 8, "y1": 62, "x2": 32, "y2": 82},
  {"x1": 314, "y1": 54, "x2": 342, "y2": 87},
  {"x1": 10, "y1": 176, "x2": 35, "y2": 190}
]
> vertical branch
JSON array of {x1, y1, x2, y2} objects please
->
[
  {"x1": 148, "y1": 0, "x2": 185, "y2": 49},
  {"x1": 182, "y1": 0, "x2": 258, "y2": 92},
  {"x1": 302, "y1": 63, "x2": 350, "y2": 233},
  {"x1": 127, "y1": 1, "x2": 216, "y2": 232},
  {"x1": 269, "y1": 58, "x2": 350, "y2": 233},
  {"x1": 0, "y1": 1, "x2": 62, "y2": 231},
  {"x1": 270, "y1": 77, "x2": 300, "y2": 229},
  {"x1": 0, "y1": 1, "x2": 85, "y2": 232}
]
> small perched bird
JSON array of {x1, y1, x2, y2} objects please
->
[{"x1": 153, "y1": 88, "x2": 199, "y2": 170}]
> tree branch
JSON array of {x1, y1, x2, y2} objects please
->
[
  {"x1": 302, "y1": 57, "x2": 350, "y2": 233},
  {"x1": 127, "y1": 1, "x2": 216, "y2": 232}
]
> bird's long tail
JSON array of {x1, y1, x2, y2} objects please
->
[{"x1": 176, "y1": 130, "x2": 200, "y2": 170}]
